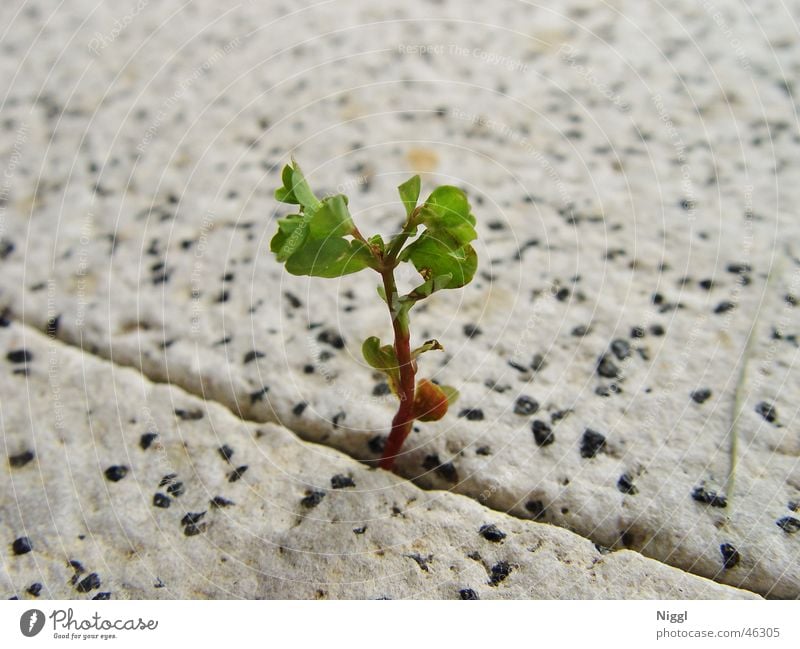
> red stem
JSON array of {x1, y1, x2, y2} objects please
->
[{"x1": 379, "y1": 269, "x2": 416, "y2": 470}]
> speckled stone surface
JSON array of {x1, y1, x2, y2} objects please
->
[
  {"x1": 0, "y1": 0, "x2": 798, "y2": 597},
  {"x1": 1, "y1": 322, "x2": 758, "y2": 599}
]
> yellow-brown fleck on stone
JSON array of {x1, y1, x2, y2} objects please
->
[{"x1": 406, "y1": 147, "x2": 439, "y2": 172}]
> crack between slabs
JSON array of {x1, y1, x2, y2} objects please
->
[{"x1": 4, "y1": 313, "x2": 765, "y2": 598}]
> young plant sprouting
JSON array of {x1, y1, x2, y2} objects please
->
[{"x1": 270, "y1": 160, "x2": 478, "y2": 470}]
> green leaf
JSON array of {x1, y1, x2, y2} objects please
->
[
  {"x1": 418, "y1": 185, "x2": 476, "y2": 246},
  {"x1": 402, "y1": 233, "x2": 478, "y2": 289},
  {"x1": 368, "y1": 234, "x2": 386, "y2": 252},
  {"x1": 408, "y1": 273, "x2": 453, "y2": 300},
  {"x1": 270, "y1": 214, "x2": 309, "y2": 262},
  {"x1": 290, "y1": 162, "x2": 322, "y2": 213},
  {"x1": 398, "y1": 175, "x2": 421, "y2": 217},
  {"x1": 274, "y1": 161, "x2": 322, "y2": 213},
  {"x1": 439, "y1": 384, "x2": 459, "y2": 406},
  {"x1": 362, "y1": 336, "x2": 401, "y2": 394},
  {"x1": 412, "y1": 339, "x2": 443, "y2": 358},
  {"x1": 274, "y1": 164, "x2": 300, "y2": 204},
  {"x1": 308, "y1": 195, "x2": 355, "y2": 238},
  {"x1": 285, "y1": 237, "x2": 373, "y2": 278}
]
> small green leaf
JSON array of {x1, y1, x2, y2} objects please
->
[
  {"x1": 362, "y1": 336, "x2": 401, "y2": 394},
  {"x1": 308, "y1": 195, "x2": 355, "y2": 238},
  {"x1": 284, "y1": 237, "x2": 372, "y2": 278},
  {"x1": 418, "y1": 185, "x2": 476, "y2": 246},
  {"x1": 398, "y1": 175, "x2": 421, "y2": 217},
  {"x1": 270, "y1": 214, "x2": 309, "y2": 262},
  {"x1": 275, "y1": 164, "x2": 300, "y2": 204},
  {"x1": 290, "y1": 162, "x2": 322, "y2": 213},
  {"x1": 412, "y1": 339, "x2": 443, "y2": 358},
  {"x1": 439, "y1": 385, "x2": 459, "y2": 406},
  {"x1": 402, "y1": 233, "x2": 478, "y2": 289},
  {"x1": 408, "y1": 273, "x2": 453, "y2": 300}
]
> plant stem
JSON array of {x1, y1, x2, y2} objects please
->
[{"x1": 379, "y1": 266, "x2": 416, "y2": 470}]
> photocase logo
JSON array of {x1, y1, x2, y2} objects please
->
[{"x1": 20, "y1": 609, "x2": 45, "y2": 637}]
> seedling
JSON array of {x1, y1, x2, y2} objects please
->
[{"x1": 270, "y1": 160, "x2": 478, "y2": 469}]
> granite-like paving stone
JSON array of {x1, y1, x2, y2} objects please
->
[
  {"x1": 0, "y1": 1, "x2": 798, "y2": 596},
  {"x1": 0, "y1": 322, "x2": 757, "y2": 599}
]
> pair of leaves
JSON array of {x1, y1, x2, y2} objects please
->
[
  {"x1": 398, "y1": 183, "x2": 478, "y2": 294},
  {"x1": 362, "y1": 337, "x2": 447, "y2": 396},
  {"x1": 271, "y1": 162, "x2": 373, "y2": 277}
]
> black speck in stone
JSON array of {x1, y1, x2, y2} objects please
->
[
  {"x1": 218, "y1": 444, "x2": 234, "y2": 462},
  {"x1": 27, "y1": 583, "x2": 42, "y2": 597},
  {"x1": 12, "y1": 536, "x2": 32, "y2": 555},
  {"x1": 458, "y1": 408, "x2": 484, "y2": 421},
  {"x1": 303, "y1": 364, "x2": 314, "y2": 374},
  {"x1": 714, "y1": 301, "x2": 735, "y2": 314},
  {"x1": 755, "y1": 401, "x2": 778, "y2": 423},
  {"x1": 571, "y1": 324, "x2": 589, "y2": 337},
  {"x1": 76, "y1": 573, "x2": 101, "y2": 593},
  {"x1": 368, "y1": 435, "x2": 385, "y2": 454},
  {"x1": 513, "y1": 395, "x2": 539, "y2": 416},
  {"x1": 580, "y1": 429, "x2": 606, "y2": 458},
  {"x1": 422, "y1": 454, "x2": 459, "y2": 482},
  {"x1": 166, "y1": 481, "x2": 185, "y2": 497},
  {"x1": 183, "y1": 523, "x2": 206, "y2": 537},
  {"x1": 243, "y1": 350, "x2": 265, "y2": 364},
  {"x1": 284, "y1": 292, "x2": 302, "y2": 308},
  {"x1": 776, "y1": 516, "x2": 800, "y2": 534},
  {"x1": 139, "y1": 433, "x2": 157, "y2": 450},
  {"x1": 488, "y1": 561, "x2": 511, "y2": 586},
  {"x1": 210, "y1": 496, "x2": 234, "y2": 508},
  {"x1": 301, "y1": 490, "x2": 326, "y2": 508},
  {"x1": 159, "y1": 473, "x2": 177, "y2": 487},
  {"x1": 353, "y1": 526, "x2": 367, "y2": 535},
  {"x1": 227, "y1": 466, "x2": 248, "y2": 483},
  {"x1": 317, "y1": 329, "x2": 345, "y2": 349},
  {"x1": 532, "y1": 420, "x2": 554, "y2": 446},
  {"x1": 372, "y1": 382, "x2": 390, "y2": 396},
  {"x1": 153, "y1": 493, "x2": 170, "y2": 508},
  {"x1": 617, "y1": 473, "x2": 638, "y2": 495},
  {"x1": 479, "y1": 524, "x2": 506, "y2": 542},
  {"x1": 46, "y1": 315, "x2": 60, "y2": 337},
  {"x1": 531, "y1": 353, "x2": 546, "y2": 371},
  {"x1": 596, "y1": 355, "x2": 619, "y2": 379},
  {"x1": 215, "y1": 290, "x2": 229, "y2": 303},
  {"x1": 293, "y1": 402, "x2": 307, "y2": 416},
  {"x1": 610, "y1": 339, "x2": 631, "y2": 360},
  {"x1": 630, "y1": 326, "x2": 645, "y2": 338},
  {"x1": 174, "y1": 408, "x2": 203, "y2": 421},
  {"x1": 9, "y1": 450, "x2": 34, "y2": 467},
  {"x1": 555, "y1": 287, "x2": 570, "y2": 302},
  {"x1": 726, "y1": 262, "x2": 751, "y2": 274},
  {"x1": 459, "y1": 588, "x2": 479, "y2": 600},
  {"x1": 720, "y1": 543, "x2": 740, "y2": 569},
  {"x1": 475, "y1": 445, "x2": 491, "y2": 456},
  {"x1": 508, "y1": 360, "x2": 528, "y2": 373},
  {"x1": 104, "y1": 465, "x2": 128, "y2": 482},
  {"x1": 331, "y1": 474, "x2": 355, "y2": 489},
  {"x1": 691, "y1": 389, "x2": 712, "y2": 404},
  {"x1": 525, "y1": 500, "x2": 545, "y2": 520},
  {"x1": 249, "y1": 386, "x2": 269, "y2": 403},
  {"x1": 649, "y1": 324, "x2": 665, "y2": 336},
  {"x1": 691, "y1": 486, "x2": 727, "y2": 508},
  {"x1": 699, "y1": 278, "x2": 714, "y2": 290},
  {"x1": 463, "y1": 324, "x2": 482, "y2": 338},
  {"x1": 181, "y1": 512, "x2": 206, "y2": 526},
  {"x1": 6, "y1": 349, "x2": 32, "y2": 364},
  {"x1": 92, "y1": 592, "x2": 111, "y2": 600}
]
